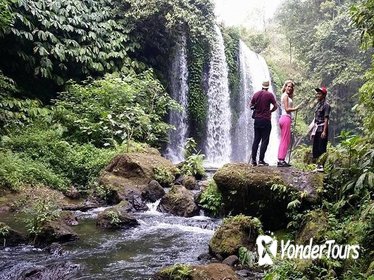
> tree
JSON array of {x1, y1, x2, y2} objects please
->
[
  {"x1": 0, "y1": 0, "x2": 136, "y2": 100},
  {"x1": 276, "y1": 0, "x2": 372, "y2": 140}
]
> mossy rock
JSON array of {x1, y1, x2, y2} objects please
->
[
  {"x1": 99, "y1": 152, "x2": 178, "y2": 208},
  {"x1": 296, "y1": 210, "x2": 328, "y2": 245},
  {"x1": 209, "y1": 215, "x2": 262, "y2": 258},
  {"x1": 154, "y1": 263, "x2": 239, "y2": 280},
  {"x1": 154, "y1": 264, "x2": 193, "y2": 280},
  {"x1": 213, "y1": 163, "x2": 323, "y2": 229},
  {"x1": 96, "y1": 207, "x2": 139, "y2": 230},
  {"x1": 157, "y1": 185, "x2": 199, "y2": 217},
  {"x1": 103, "y1": 152, "x2": 177, "y2": 184},
  {"x1": 34, "y1": 219, "x2": 79, "y2": 246}
]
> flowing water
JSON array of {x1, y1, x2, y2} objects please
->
[
  {"x1": 165, "y1": 33, "x2": 280, "y2": 167},
  {"x1": 165, "y1": 34, "x2": 189, "y2": 164},
  {"x1": 204, "y1": 25, "x2": 232, "y2": 167},
  {"x1": 0, "y1": 204, "x2": 219, "y2": 279},
  {"x1": 231, "y1": 41, "x2": 280, "y2": 165}
]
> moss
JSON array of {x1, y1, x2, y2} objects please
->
[
  {"x1": 296, "y1": 210, "x2": 328, "y2": 245},
  {"x1": 209, "y1": 215, "x2": 262, "y2": 257},
  {"x1": 159, "y1": 264, "x2": 192, "y2": 280},
  {"x1": 308, "y1": 173, "x2": 324, "y2": 194}
]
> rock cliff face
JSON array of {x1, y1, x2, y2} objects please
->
[{"x1": 213, "y1": 163, "x2": 324, "y2": 229}]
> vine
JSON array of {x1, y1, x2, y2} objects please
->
[
  {"x1": 222, "y1": 27, "x2": 241, "y2": 125},
  {"x1": 187, "y1": 37, "x2": 210, "y2": 145}
]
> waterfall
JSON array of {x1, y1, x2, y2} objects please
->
[
  {"x1": 165, "y1": 35, "x2": 189, "y2": 163},
  {"x1": 231, "y1": 41, "x2": 280, "y2": 165},
  {"x1": 204, "y1": 26, "x2": 232, "y2": 167}
]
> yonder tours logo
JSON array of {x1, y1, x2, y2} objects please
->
[{"x1": 256, "y1": 235, "x2": 360, "y2": 266}]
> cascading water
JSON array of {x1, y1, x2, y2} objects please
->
[
  {"x1": 204, "y1": 26, "x2": 232, "y2": 167},
  {"x1": 165, "y1": 35, "x2": 189, "y2": 163},
  {"x1": 231, "y1": 40, "x2": 280, "y2": 165}
]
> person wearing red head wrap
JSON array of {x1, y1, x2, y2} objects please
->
[{"x1": 310, "y1": 86, "x2": 331, "y2": 172}]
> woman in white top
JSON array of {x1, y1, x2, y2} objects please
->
[{"x1": 277, "y1": 80, "x2": 300, "y2": 167}]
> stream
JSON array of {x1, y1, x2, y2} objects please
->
[{"x1": 0, "y1": 202, "x2": 220, "y2": 280}]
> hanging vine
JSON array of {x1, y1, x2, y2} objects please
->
[{"x1": 187, "y1": 38, "x2": 210, "y2": 146}]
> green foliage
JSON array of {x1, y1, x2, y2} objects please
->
[
  {"x1": 1, "y1": 123, "x2": 116, "y2": 191},
  {"x1": 350, "y1": 0, "x2": 374, "y2": 48},
  {"x1": 53, "y1": 71, "x2": 179, "y2": 148},
  {"x1": 325, "y1": 132, "x2": 373, "y2": 203},
  {"x1": 124, "y1": 0, "x2": 215, "y2": 43},
  {"x1": 0, "y1": 149, "x2": 67, "y2": 191},
  {"x1": 264, "y1": 260, "x2": 305, "y2": 280},
  {"x1": 106, "y1": 210, "x2": 121, "y2": 226},
  {"x1": 180, "y1": 138, "x2": 205, "y2": 178},
  {"x1": 276, "y1": 0, "x2": 371, "y2": 139},
  {"x1": 1, "y1": 0, "x2": 134, "y2": 86},
  {"x1": 0, "y1": 0, "x2": 13, "y2": 31},
  {"x1": 238, "y1": 246, "x2": 255, "y2": 267},
  {"x1": 198, "y1": 180, "x2": 222, "y2": 216},
  {"x1": 0, "y1": 71, "x2": 49, "y2": 135},
  {"x1": 153, "y1": 166, "x2": 174, "y2": 187},
  {"x1": 356, "y1": 63, "x2": 374, "y2": 140},
  {"x1": 180, "y1": 154, "x2": 205, "y2": 178},
  {"x1": 94, "y1": 184, "x2": 112, "y2": 201},
  {"x1": 183, "y1": 138, "x2": 198, "y2": 158},
  {"x1": 23, "y1": 191, "x2": 61, "y2": 240},
  {"x1": 162, "y1": 264, "x2": 192, "y2": 280}
]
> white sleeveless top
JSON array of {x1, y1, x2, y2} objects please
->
[{"x1": 281, "y1": 93, "x2": 293, "y2": 117}]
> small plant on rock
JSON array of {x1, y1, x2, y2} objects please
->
[
  {"x1": 238, "y1": 246, "x2": 255, "y2": 268},
  {"x1": 106, "y1": 210, "x2": 121, "y2": 227},
  {"x1": 153, "y1": 166, "x2": 174, "y2": 187},
  {"x1": 199, "y1": 180, "x2": 222, "y2": 216},
  {"x1": 23, "y1": 191, "x2": 61, "y2": 242},
  {"x1": 0, "y1": 223, "x2": 10, "y2": 246},
  {"x1": 180, "y1": 138, "x2": 205, "y2": 178}
]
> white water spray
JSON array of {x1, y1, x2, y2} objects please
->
[
  {"x1": 204, "y1": 26, "x2": 232, "y2": 167},
  {"x1": 165, "y1": 34, "x2": 189, "y2": 163}
]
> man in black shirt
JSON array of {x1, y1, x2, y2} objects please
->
[{"x1": 311, "y1": 86, "x2": 331, "y2": 172}]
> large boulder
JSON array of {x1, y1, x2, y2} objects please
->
[
  {"x1": 142, "y1": 180, "x2": 165, "y2": 202},
  {"x1": 209, "y1": 215, "x2": 262, "y2": 259},
  {"x1": 213, "y1": 163, "x2": 323, "y2": 229},
  {"x1": 157, "y1": 185, "x2": 199, "y2": 217},
  {"x1": 154, "y1": 263, "x2": 239, "y2": 280},
  {"x1": 99, "y1": 152, "x2": 177, "y2": 210},
  {"x1": 34, "y1": 219, "x2": 79, "y2": 246}
]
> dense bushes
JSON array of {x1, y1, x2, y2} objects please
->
[
  {"x1": 0, "y1": 70, "x2": 179, "y2": 192},
  {"x1": 53, "y1": 71, "x2": 179, "y2": 148},
  {"x1": 1, "y1": 123, "x2": 116, "y2": 191}
]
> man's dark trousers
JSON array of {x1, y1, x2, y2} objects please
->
[
  {"x1": 252, "y1": 118, "x2": 272, "y2": 162},
  {"x1": 312, "y1": 131, "x2": 328, "y2": 159}
]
